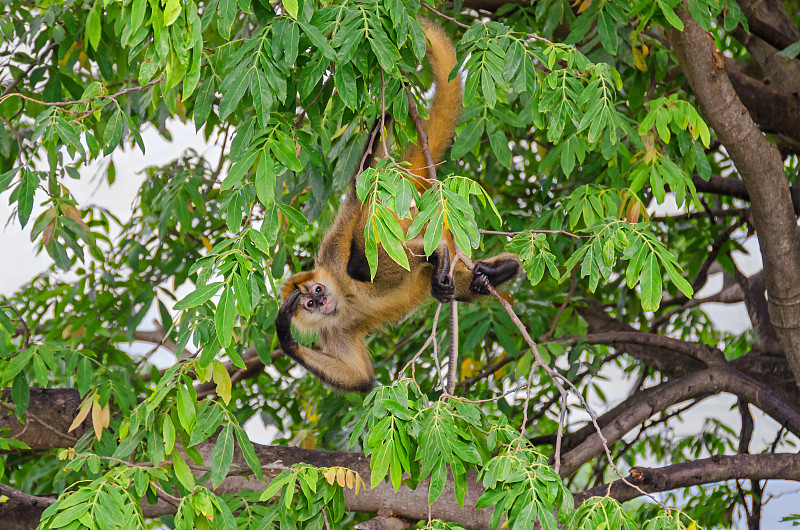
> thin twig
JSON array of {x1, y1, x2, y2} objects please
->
[
  {"x1": 421, "y1": 2, "x2": 470, "y2": 29},
  {"x1": 554, "y1": 392, "x2": 568, "y2": 474},
  {"x1": 479, "y1": 228, "x2": 587, "y2": 239},
  {"x1": 397, "y1": 303, "x2": 443, "y2": 380},
  {"x1": 0, "y1": 41, "x2": 57, "y2": 98},
  {"x1": 0, "y1": 77, "x2": 165, "y2": 110}
]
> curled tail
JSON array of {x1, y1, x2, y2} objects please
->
[{"x1": 403, "y1": 19, "x2": 463, "y2": 188}]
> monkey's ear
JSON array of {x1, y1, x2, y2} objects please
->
[{"x1": 357, "y1": 113, "x2": 393, "y2": 174}]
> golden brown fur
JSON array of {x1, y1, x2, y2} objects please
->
[{"x1": 275, "y1": 20, "x2": 520, "y2": 392}]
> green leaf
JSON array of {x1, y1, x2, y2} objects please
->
[
  {"x1": 658, "y1": 0, "x2": 684, "y2": 30},
  {"x1": 428, "y1": 460, "x2": 447, "y2": 505},
  {"x1": 255, "y1": 152, "x2": 275, "y2": 205},
  {"x1": 222, "y1": 148, "x2": 259, "y2": 191},
  {"x1": 597, "y1": 12, "x2": 618, "y2": 55},
  {"x1": 103, "y1": 111, "x2": 124, "y2": 156},
  {"x1": 451, "y1": 118, "x2": 484, "y2": 159},
  {"x1": 85, "y1": 1, "x2": 102, "y2": 51},
  {"x1": 283, "y1": 0, "x2": 298, "y2": 18},
  {"x1": 220, "y1": 69, "x2": 251, "y2": 120},
  {"x1": 174, "y1": 282, "x2": 223, "y2": 310},
  {"x1": 779, "y1": 39, "x2": 800, "y2": 58},
  {"x1": 640, "y1": 252, "x2": 663, "y2": 311},
  {"x1": 218, "y1": 0, "x2": 238, "y2": 38},
  {"x1": 211, "y1": 424, "x2": 235, "y2": 488},
  {"x1": 177, "y1": 383, "x2": 197, "y2": 432},
  {"x1": 235, "y1": 425, "x2": 264, "y2": 481},
  {"x1": 271, "y1": 129, "x2": 303, "y2": 172},
  {"x1": 252, "y1": 70, "x2": 274, "y2": 128},
  {"x1": 11, "y1": 372, "x2": 30, "y2": 419},
  {"x1": 190, "y1": 403, "x2": 225, "y2": 446},
  {"x1": 215, "y1": 286, "x2": 236, "y2": 348},
  {"x1": 17, "y1": 170, "x2": 38, "y2": 227},
  {"x1": 77, "y1": 357, "x2": 92, "y2": 396},
  {"x1": 276, "y1": 202, "x2": 308, "y2": 230},
  {"x1": 423, "y1": 210, "x2": 444, "y2": 257},
  {"x1": 172, "y1": 450, "x2": 196, "y2": 489},
  {"x1": 163, "y1": 415, "x2": 176, "y2": 455},
  {"x1": 164, "y1": 0, "x2": 182, "y2": 26}
]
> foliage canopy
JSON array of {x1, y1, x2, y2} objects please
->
[{"x1": 2, "y1": 0, "x2": 800, "y2": 528}]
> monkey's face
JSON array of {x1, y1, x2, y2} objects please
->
[
  {"x1": 299, "y1": 283, "x2": 337, "y2": 316},
  {"x1": 292, "y1": 282, "x2": 338, "y2": 331}
]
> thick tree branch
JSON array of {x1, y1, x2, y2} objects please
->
[
  {"x1": 558, "y1": 365, "x2": 800, "y2": 476},
  {"x1": 555, "y1": 331, "x2": 726, "y2": 367},
  {"x1": 670, "y1": 9, "x2": 800, "y2": 386},
  {"x1": 691, "y1": 173, "x2": 800, "y2": 215},
  {"x1": 0, "y1": 388, "x2": 85, "y2": 449},
  {"x1": 728, "y1": 70, "x2": 800, "y2": 142},
  {"x1": 577, "y1": 301, "x2": 706, "y2": 377},
  {"x1": 575, "y1": 453, "x2": 800, "y2": 503}
]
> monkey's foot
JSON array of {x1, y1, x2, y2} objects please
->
[{"x1": 470, "y1": 259, "x2": 519, "y2": 295}]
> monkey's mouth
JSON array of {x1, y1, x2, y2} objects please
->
[{"x1": 318, "y1": 299, "x2": 337, "y2": 315}]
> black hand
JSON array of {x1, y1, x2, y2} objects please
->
[{"x1": 275, "y1": 290, "x2": 301, "y2": 354}]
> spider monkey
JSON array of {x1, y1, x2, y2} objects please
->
[{"x1": 275, "y1": 20, "x2": 520, "y2": 392}]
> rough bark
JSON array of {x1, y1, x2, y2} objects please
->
[
  {"x1": 575, "y1": 453, "x2": 800, "y2": 503},
  {"x1": 734, "y1": 0, "x2": 800, "y2": 94},
  {"x1": 0, "y1": 388, "x2": 86, "y2": 449},
  {"x1": 558, "y1": 365, "x2": 800, "y2": 476},
  {"x1": 727, "y1": 70, "x2": 800, "y2": 142},
  {"x1": 691, "y1": 173, "x2": 800, "y2": 215},
  {"x1": 577, "y1": 302, "x2": 706, "y2": 377},
  {"x1": 669, "y1": 8, "x2": 800, "y2": 388}
]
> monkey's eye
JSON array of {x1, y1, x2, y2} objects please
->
[
  {"x1": 314, "y1": 285, "x2": 323, "y2": 294},
  {"x1": 306, "y1": 300, "x2": 314, "y2": 309}
]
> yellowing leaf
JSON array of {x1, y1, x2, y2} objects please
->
[
  {"x1": 69, "y1": 398, "x2": 92, "y2": 432},
  {"x1": 336, "y1": 467, "x2": 346, "y2": 487},
  {"x1": 493, "y1": 353, "x2": 508, "y2": 382},
  {"x1": 213, "y1": 360, "x2": 232, "y2": 405},
  {"x1": 323, "y1": 469, "x2": 336, "y2": 485},
  {"x1": 201, "y1": 235, "x2": 213, "y2": 252},
  {"x1": 91, "y1": 398, "x2": 103, "y2": 441},
  {"x1": 633, "y1": 46, "x2": 648, "y2": 72},
  {"x1": 573, "y1": 0, "x2": 593, "y2": 14},
  {"x1": 345, "y1": 470, "x2": 354, "y2": 489},
  {"x1": 461, "y1": 358, "x2": 479, "y2": 380},
  {"x1": 101, "y1": 402, "x2": 110, "y2": 428}
]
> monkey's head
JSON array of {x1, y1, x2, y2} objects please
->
[{"x1": 280, "y1": 269, "x2": 339, "y2": 331}]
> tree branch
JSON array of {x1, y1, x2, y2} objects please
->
[
  {"x1": 669, "y1": 6, "x2": 800, "y2": 387},
  {"x1": 558, "y1": 365, "x2": 800, "y2": 476},
  {"x1": 575, "y1": 453, "x2": 800, "y2": 504}
]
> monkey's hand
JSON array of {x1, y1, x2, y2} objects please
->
[
  {"x1": 470, "y1": 259, "x2": 520, "y2": 295},
  {"x1": 275, "y1": 289, "x2": 301, "y2": 354},
  {"x1": 430, "y1": 245, "x2": 455, "y2": 303}
]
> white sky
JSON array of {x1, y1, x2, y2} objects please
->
[{"x1": 0, "y1": 124, "x2": 795, "y2": 527}]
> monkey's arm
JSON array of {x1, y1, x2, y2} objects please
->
[{"x1": 275, "y1": 291, "x2": 375, "y2": 393}]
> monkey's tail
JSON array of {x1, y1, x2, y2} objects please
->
[{"x1": 403, "y1": 19, "x2": 463, "y2": 188}]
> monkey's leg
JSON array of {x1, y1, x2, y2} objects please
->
[
  {"x1": 427, "y1": 243, "x2": 455, "y2": 302},
  {"x1": 275, "y1": 291, "x2": 375, "y2": 392},
  {"x1": 453, "y1": 253, "x2": 521, "y2": 302}
]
